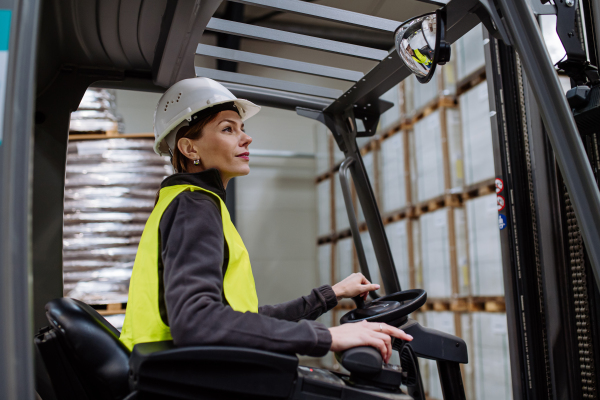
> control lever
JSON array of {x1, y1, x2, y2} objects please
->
[
  {"x1": 336, "y1": 346, "x2": 403, "y2": 392},
  {"x1": 352, "y1": 295, "x2": 366, "y2": 309}
]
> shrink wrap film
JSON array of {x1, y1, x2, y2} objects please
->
[
  {"x1": 414, "y1": 111, "x2": 445, "y2": 202},
  {"x1": 414, "y1": 109, "x2": 462, "y2": 202},
  {"x1": 334, "y1": 172, "x2": 350, "y2": 232},
  {"x1": 385, "y1": 220, "x2": 410, "y2": 289},
  {"x1": 420, "y1": 209, "x2": 452, "y2": 298},
  {"x1": 316, "y1": 179, "x2": 332, "y2": 237},
  {"x1": 380, "y1": 133, "x2": 407, "y2": 213},
  {"x1": 446, "y1": 108, "x2": 464, "y2": 192},
  {"x1": 318, "y1": 243, "x2": 333, "y2": 287},
  {"x1": 460, "y1": 313, "x2": 475, "y2": 400},
  {"x1": 412, "y1": 72, "x2": 439, "y2": 113},
  {"x1": 455, "y1": 24, "x2": 486, "y2": 82},
  {"x1": 63, "y1": 223, "x2": 145, "y2": 238},
  {"x1": 472, "y1": 313, "x2": 512, "y2": 400},
  {"x1": 70, "y1": 89, "x2": 122, "y2": 133},
  {"x1": 460, "y1": 82, "x2": 495, "y2": 186},
  {"x1": 466, "y1": 194, "x2": 504, "y2": 296},
  {"x1": 423, "y1": 312, "x2": 456, "y2": 399},
  {"x1": 63, "y1": 137, "x2": 170, "y2": 304},
  {"x1": 378, "y1": 85, "x2": 401, "y2": 133},
  {"x1": 336, "y1": 237, "x2": 354, "y2": 281}
]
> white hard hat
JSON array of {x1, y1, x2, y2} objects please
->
[{"x1": 153, "y1": 77, "x2": 261, "y2": 156}]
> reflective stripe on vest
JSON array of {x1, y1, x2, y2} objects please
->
[{"x1": 119, "y1": 184, "x2": 258, "y2": 351}]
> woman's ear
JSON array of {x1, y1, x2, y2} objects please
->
[{"x1": 177, "y1": 137, "x2": 199, "y2": 161}]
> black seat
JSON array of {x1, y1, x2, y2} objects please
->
[{"x1": 35, "y1": 298, "x2": 131, "y2": 400}]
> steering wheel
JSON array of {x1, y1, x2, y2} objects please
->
[{"x1": 339, "y1": 289, "x2": 427, "y2": 327}]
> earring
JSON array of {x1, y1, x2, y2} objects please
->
[{"x1": 193, "y1": 159, "x2": 200, "y2": 165}]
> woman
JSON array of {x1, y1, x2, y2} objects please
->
[{"x1": 120, "y1": 77, "x2": 412, "y2": 363}]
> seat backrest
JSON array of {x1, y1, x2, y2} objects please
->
[{"x1": 36, "y1": 298, "x2": 131, "y2": 400}]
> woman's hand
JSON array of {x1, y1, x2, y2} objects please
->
[
  {"x1": 329, "y1": 321, "x2": 413, "y2": 363},
  {"x1": 332, "y1": 272, "x2": 379, "y2": 301}
]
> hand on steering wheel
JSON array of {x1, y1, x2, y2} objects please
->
[
  {"x1": 332, "y1": 273, "x2": 380, "y2": 301},
  {"x1": 329, "y1": 321, "x2": 413, "y2": 363}
]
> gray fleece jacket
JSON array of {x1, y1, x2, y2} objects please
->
[{"x1": 157, "y1": 169, "x2": 337, "y2": 357}]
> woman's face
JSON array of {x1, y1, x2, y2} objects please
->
[{"x1": 179, "y1": 110, "x2": 252, "y2": 186}]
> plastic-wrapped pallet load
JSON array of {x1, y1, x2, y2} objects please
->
[
  {"x1": 359, "y1": 230, "x2": 381, "y2": 287},
  {"x1": 454, "y1": 208, "x2": 469, "y2": 296},
  {"x1": 318, "y1": 243, "x2": 332, "y2": 287},
  {"x1": 380, "y1": 133, "x2": 407, "y2": 213},
  {"x1": 315, "y1": 125, "x2": 330, "y2": 176},
  {"x1": 336, "y1": 237, "x2": 354, "y2": 281},
  {"x1": 420, "y1": 209, "x2": 451, "y2": 298},
  {"x1": 472, "y1": 313, "x2": 513, "y2": 400},
  {"x1": 385, "y1": 220, "x2": 411, "y2": 289},
  {"x1": 460, "y1": 81, "x2": 495, "y2": 187},
  {"x1": 420, "y1": 208, "x2": 468, "y2": 297},
  {"x1": 412, "y1": 72, "x2": 439, "y2": 113},
  {"x1": 334, "y1": 172, "x2": 350, "y2": 232},
  {"x1": 455, "y1": 24, "x2": 486, "y2": 82},
  {"x1": 70, "y1": 89, "x2": 122, "y2": 133},
  {"x1": 466, "y1": 194, "x2": 504, "y2": 296},
  {"x1": 63, "y1": 138, "x2": 170, "y2": 305},
  {"x1": 423, "y1": 312, "x2": 456, "y2": 400},
  {"x1": 413, "y1": 108, "x2": 462, "y2": 202},
  {"x1": 378, "y1": 85, "x2": 401, "y2": 133},
  {"x1": 316, "y1": 179, "x2": 332, "y2": 237},
  {"x1": 414, "y1": 111, "x2": 444, "y2": 202}
]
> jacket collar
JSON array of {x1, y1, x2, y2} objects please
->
[{"x1": 160, "y1": 168, "x2": 227, "y2": 202}]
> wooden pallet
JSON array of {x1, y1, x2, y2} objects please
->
[
  {"x1": 461, "y1": 180, "x2": 496, "y2": 201},
  {"x1": 414, "y1": 193, "x2": 462, "y2": 216},
  {"x1": 411, "y1": 96, "x2": 457, "y2": 124},
  {"x1": 418, "y1": 297, "x2": 506, "y2": 313},
  {"x1": 456, "y1": 66, "x2": 487, "y2": 97},
  {"x1": 93, "y1": 303, "x2": 127, "y2": 316}
]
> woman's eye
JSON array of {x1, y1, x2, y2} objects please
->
[{"x1": 223, "y1": 126, "x2": 232, "y2": 132}]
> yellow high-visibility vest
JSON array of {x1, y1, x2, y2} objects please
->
[
  {"x1": 119, "y1": 184, "x2": 258, "y2": 351},
  {"x1": 412, "y1": 48, "x2": 431, "y2": 66}
]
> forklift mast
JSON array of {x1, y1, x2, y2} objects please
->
[{"x1": 1, "y1": 0, "x2": 600, "y2": 399}]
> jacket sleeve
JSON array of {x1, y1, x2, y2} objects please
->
[
  {"x1": 160, "y1": 192, "x2": 332, "y2": 356},
  {"x1": 258, "y1": 285, "x2": 338, "y2": 321}
]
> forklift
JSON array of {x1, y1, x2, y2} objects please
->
[{"x1": 0, "y1": 0, "x2": 599, "y2": 399}]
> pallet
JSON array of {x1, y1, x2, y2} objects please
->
[
  {"x1": 411, "y1": 96, "x2": 457, "y2": 124},
  {"x1": 417, "y1": 297, "x2": 506, "y2": 313},
  {"x1": 315, "y1": 172, "x2": 332, "y2": 184},
  {"x1": 92, "y1": 303, "x2": 127, "y2": 316},
  {"x1": 414, "y1": 194, "x2": 462, "y2": 216},
  {"x1": 461, "y1": 180, "x2": 496, "y2": 201},
  {"x1": 456, "y1": 66, "x2": 487, "y2": 97}
]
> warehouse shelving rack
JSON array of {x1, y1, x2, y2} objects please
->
[{"x1": 2, "y1": 0, "x2": 600, "y2": 399}]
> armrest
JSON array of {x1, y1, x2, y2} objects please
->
[{"x1": 130, "y1": 341, "x2": 299, "y2": 398}]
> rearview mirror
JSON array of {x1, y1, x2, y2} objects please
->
[{"x1": 394, "y1": 10, "x2": 451, "y2": 84}]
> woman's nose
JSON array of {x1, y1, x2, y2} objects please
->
[{"x1": 241, "y1": 132, "x2": 252, "y2": 147}]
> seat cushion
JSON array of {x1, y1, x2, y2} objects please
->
[{"x1": 44, "y1": 298, "x2": 130, "y2": 400}]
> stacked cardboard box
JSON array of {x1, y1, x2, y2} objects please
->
[
  {"x1": 385, "y1": 219, "x2": 411, "y2": 289},
  {"x1": 460, "y1": 81, "x2": 495, "y2": 187},
  {"x1": 316, "y1": 180, "x2": 331, "y2": 237},
  {"x1": 455, "y1": 24, "x2": 486, "y2": 82}
]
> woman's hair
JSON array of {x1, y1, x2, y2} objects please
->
[{"x1": 171, "y1": 112, "x2": 220, "y2": 173}]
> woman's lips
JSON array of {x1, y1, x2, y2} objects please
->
[{"x1": 236, "y1": 152, "x2": 250, "y2": 161}]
